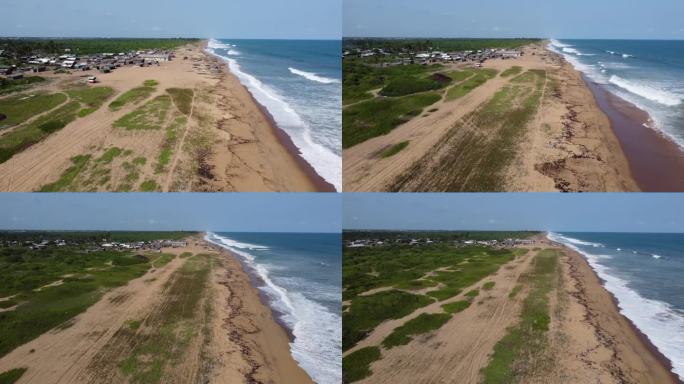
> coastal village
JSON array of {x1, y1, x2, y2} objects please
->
[
  {"x1": 345, "y1": 236, "x2": 535, "y2": 248},
  {"x1": 343, "y1": 46, "x2": 523, "y2": 67},
  {"x1": 0, "y1": 47, "x2": 175, "y2": 80},
  {"x1": 0, "y1": 237, "x2": 187, "y2": 251}
]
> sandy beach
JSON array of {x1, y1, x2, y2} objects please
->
[
  {"x1": 0, "y1": 235, "x2": 313, "y2": 383},
  {"x1": 346, "y1": 236, "x2": 678, "y2": 383},
  {"x1": 0, "y1": 41, "x2": 329, "y2": 192},
  {"x1": 343, "y1": 41, "x2": 639, "y2": 192}
]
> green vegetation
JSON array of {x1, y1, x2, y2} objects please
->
[
  {"x1": 179, "y1": 252, "x2": 193, "y2": 259},
  {"x1": 343, "y1": 347, "x2": 381, "y2": 384},
  {"x1": 97, "y1": 147, "x2": 123, "y2": 164},
  {"x1": 155, "y1": 116, "x2": 186, "y2": 173},
  {"x1": 114, "y1": 95, "x2": 171, "y2": 130},
  {"x1": 441, "y1": 300, "x2": 471, "y2": 314},
  {"x1": 67, "y1": 86, "x2": 114, "y2": 117},
  {"x1": 0, "y1": 231, "x2": 191, "y2": 243},
  {"x1": 509, "y1": 284, "x2": 523, "y2": 298},
  {"x1": 380, "y1": 75, "x2": 450, "y2": 97},
  {"x1": 391, "y1": 69, "x2": 546, "y2": 191},
  {"x1": 380, "y1": 141, "x2": 409, "y2": 158},
  {"x1": 446, "y1": 68, "x2": 498, "y2": 100},
  {"x1": 38, "y1": 155, "x2": 91, "y2": 192},
  {"x1": 109, "y1": 81, "x2": 157, "y2": 111},
  {"x1": 464, "y1": 289, "x2": 480, "y2": 298},
  {"x1": 132, "y1": 156, "x2": 146, "y2": 166},
  {"x1": 343, "y1": 92, "x2": 440, "y2": 148},
  {"x1": 166, "y1": 88, "x2": 194, "y2": 115},
  {"x1": 483, "y1": 281, "x2": 496, "y2": 290},
  {"x1": 382, "y1": 313, "x2": 452, "y2": 348},
  {"x1": 139, "y1": 179, "x2": 158, "y2": 192},
  {"x1": 0, "y1": 244, "x2": 156, "y2": 357},
  {"x1": 343, "y1": 290, "x2": 433, "y2": 351},
  {"x1": 481, "y1": 249, "x2": 559, "y2": 383},
  {"x1": 0, "y1": 76, "x2": 45, "y2": 95},
  {"x1": 0, "y1": 93, "x2": 67, "y2": 130},
  {"x1": 343, "y1": 61, "x2": 443, "y2": 105},
  {"x1": 501, "y1": 66, "x2": 523, "y2": 78},
  {"x1": 0, "y1": 368, "x2": 26, "y2": 384},
  {"x1": 115, "y1": 255, "x2": 211, "y2": 383}
]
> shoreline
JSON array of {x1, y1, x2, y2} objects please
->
[
  {"x1": 551, "y1": 44, "x2": 684, "y2": 191},
  {"x1": 201, "y1": 237, "x2": 316, "y2": 383},
  {"x1": 551, "y1": 238, "x2": 681, "y2": 383},
  {"x1": 203, "y1": 42, "x2": 337, "y2": 192}
]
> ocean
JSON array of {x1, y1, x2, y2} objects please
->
[
  {"x1": 205, "y1": 232, "x2": 342, "y2": 384},
  {"x1": 206, "y1": 39, "x2": 342, "y2": 191},
  {"x1": 548, "y1": 232, "x2": 684, "y2": 380},
  {"x1": 548, "y1": 39, "x2": 684, "y2": 150}
]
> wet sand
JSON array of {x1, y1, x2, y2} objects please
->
[{"x1": 584, "y1": 79, "x2": 684, "y2": 191}]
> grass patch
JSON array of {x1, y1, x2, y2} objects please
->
[
  {"x1": 482, "y1": 281, "x2": 496, "y2": 290},
  {"x1": 509, "y1": 284, "x2": 523, "y2": 298},
  {"x1": 139, "y1": 179, "x2": 158, "y2": 192},
  {"x1": 113, "y1": 95, "x2": 171, "y2": 130},
  {"x1": 380, "y1": 141, "x2": 409, "y2": 158},
  {"x1": 0, "y1": 93, "x2": 67, "y2": 130},
  {"x1": 343, "y1": 346, "x2": 381, "y2": 383},
  {"x1": 97, "y1": 147, "x2": 123, "y2": 164},
  {"x1": 0, "y1": 368, "x2": 27, "y2": 384},
  {"x1": 127, "y1": 320, "x2": 141, "y2": 330},
  {"x1": 465, "y1": 289, "x2": 479, "y2": 298},
  {"x1": 155, "y1": 116, "x2": 186, "y2": 173},
  {"x1": 66, "y1": 86, "x2": 114, "y2": 115},
  {"x1": 501, "y1": 66, "x2": 523, "y2": 78},
  {"x1": 343, "y1": 290, "x2": 433, "y2": 351},
  {"x1": 132, "y1": 157, "x2": 146, "y2": 166},
  {"x1": 382, "y1": 313, "x2": 452, "y2": 348},
  {"x1": 0, "y1": 75, "x2": 46, "y2": 95},
  {"x1": 379, "y1": 76, "x2": 449, "y2": 97},
  {"x1": 343, "y1": 92, "x2": 440, "y2": 148},
  {"x1": 446, "y1": 68, "x2": 498, "y2": 101},
  {"x1": 143, "y1": 80, "x2": 159, "y2": 87},
  {"x1": 38, "y1": 155, "x2": 91, "y2": 192},
  {"x1": 481, "y1": 249, "x2": 559, "y2": 383},
  {"x1": 179, "y1": 252, "x2": 193, "y2": 259},
  {"x1": 441, "y1": 300, "x2": 471, "y2": 314},
  {"x1": 166, "y1": 88, "x2": 193, "y2": 115},
  {"x1": 109, "y1": 82, "x2": 157, "y2": 111}
]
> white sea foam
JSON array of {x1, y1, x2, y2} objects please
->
[
  {"x1": 205, "y1": 44, "x2": 342, "y2": 190},
  {"x1": 652, "y1": 254, "x2": 663, "y2": 259},
  {"x1": 289, "y1": 67, "x2": 340, "y2": 84},
  {"x1": 550, "y1": 39, "x2": 572, "y2": 48},
  {"x1": 609, "y1": 75, "x2": 682, "y2": 107},
  {"x1": 205, "y1": 233, "x2": 342, "y2": 384},
  {"x1": 205, "y1": 232, "x2": 269, "y2": 250},
  {"x1": 207, "y1": 38, "x2": 231, "y2": 50},
  {"x1": 548, "y1": 232, "x2": 684, "y2": 380},
  {"x1": 623, "y1": 53, "x2": 634, "y2": 58}
]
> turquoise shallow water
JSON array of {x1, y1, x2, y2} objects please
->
[
  {"x1": 206, "y1": 39, "x2": 342, "y2": 190},
  {"x1": 549, "y1": 39, "x2": 684, "y2": 149},
  {"x1": 549, "y1": 232, "x2": 684, "y2": 379},
  {"x1": 205, "y1": 232, "x2": 341, "y2": 384}
]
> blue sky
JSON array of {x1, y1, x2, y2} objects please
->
[
  {"x1": 2, "y1": 0, "x2": 341, "y2": 39},
  {"x1": 0, "y1": 193, "x2": 341, "y2": 232},
  {"x1": 344, "y1": 193, "x2": 684, "y2": 233},
  {"x1": 344, "y1": 0, "x2": 684, "y2": 39}
]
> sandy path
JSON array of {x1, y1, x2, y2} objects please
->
[{"x1": 355, "y1": 251, "x2": 535, "y2": 384}]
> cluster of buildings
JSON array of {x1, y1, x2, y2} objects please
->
[
  {"x1": 0, "y1": 238, "x2": 187, "y2": 251},
  {"x1": 343, "y1": 47, "x2": 522, "y2": 67},
  {"x1": 345, "y1": 237, "x2": 534, "y2": 248},
  {"x1": 0, "y1": 49, "x2": 174, "y2": 79}
]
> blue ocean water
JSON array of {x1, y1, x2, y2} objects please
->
[
  {"x1": 548, "y1": 232, "x2": 684, "y2": 379},
  {"x1": 206, "y1": 39, "x2": 341, "y2": 190},
  {"x1": 205, "y1": 232, "x2": 341, "y2": 384},
  {"x1": 548, "y1": 39, "x2": 684, "y2": 149}
]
